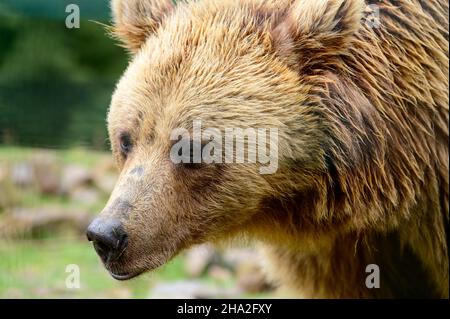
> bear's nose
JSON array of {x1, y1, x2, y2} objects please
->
[{"x1": 86, "y1": 217, "x2": 128, "y2": 263}]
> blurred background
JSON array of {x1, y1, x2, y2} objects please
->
[{"x1": 0, "y1": 0, "x2": 274, "y2": 298}]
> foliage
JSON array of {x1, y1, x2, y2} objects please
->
[{"x1": 0, "y1": 1, "x2": 128, "y2": 150}]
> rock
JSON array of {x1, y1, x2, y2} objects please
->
[
  {"x1": 0, "y1": 182, "x2": 16, "y2": 213},
  {"x1": 207, "y1": 265, "x2": 233, "y2": 282},
  {"x1": 184, "y1": 244, "x2": 217, "y2": 277},
  {"x1": 94, "y1": 173, "x2": 117, "y2": 195},
  {"x1": 70, "y1": 187, "x2": 101, "y2": 205},
  {"x1": 0, "y1": 163, "x2": 17, "y2": 212},
  {"x1": 93, "y1": 158, "x2": 118, "y2": 195},
  {"x1": 222, "y1": 247, "x2": 272, "y2": 293},
  {"x1": 0, "y1": 163, "x2": 7, "y2": 182},
  {"x1": 236, "y1": 260, "x2": 271, "y2": 293},
  {"x1": 60, "y1": 165, "x2": 92, "y2": 195},
  {"x1": 222, "y1": 248, "x2": 260, "y2": 269},
  {"x1": 0, "y1": 207, "x2": 91, "y2": 239},
  {"x1": 32, "y1": 153, "x2": 61, "y2": 195},
  {"x1": 94, "y1": 157, "x2": 116, "y2": 175},
  {"x1": 3, "y1": 288, "x2": 24, "y2": 299},
  {"x1": 107, "y1": 287, "x2": 132, "y2": 299},
  {"x1": 10, "y1": 162, "x2": 34, "y2": 188},
  {"x1": 148, "y1": 280, "x2": 240, "y2": 299}
]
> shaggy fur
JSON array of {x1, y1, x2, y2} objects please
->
[{"x1": 93, "y1": 0, "x2": 448, "y2": 298}]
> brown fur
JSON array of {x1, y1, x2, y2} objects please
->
[{"x1": 94, "y1": 0, "x2": 449, "y2": 298}]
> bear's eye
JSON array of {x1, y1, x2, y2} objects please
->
[
  {"x1": 119, "y1": 133, "x2": 133, "y2": 156},
  {"x1": 176, "y1": 140, "x2": 202, "y2": 169},
  {"x1": 183, "y1": 141, "x2": 204, "y2": 169},
  {"x1": 173, "y1": 139, "x2": 209, "y2": 169}
]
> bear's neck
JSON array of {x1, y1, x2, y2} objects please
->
[
  {"x1": 257, "y1": 230, "x2": 443, "y2": 298},
  {"x1": 243, "y1": 189, "x2": 448, "y2": 298}
]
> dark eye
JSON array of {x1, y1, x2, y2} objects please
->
[
  {"x1": 120, "y1": 133, "x2": 133, "y2": 156},
  {"x1": 183, "y1": 140, "x2": 216, "y2": 169},
  {"x1": 172, "y1": 139, "x2": 208, "y2": 169},
  {"x1": 183, "y1": 141, "x2": 203, "y2": 169}
]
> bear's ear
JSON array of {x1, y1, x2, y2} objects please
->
[
  {"x1": 271, "y1": 0, "x2": 364, "y2": 69},
  {"x1": 111, "y1": 0, "x2": 174, "y2": 54}
]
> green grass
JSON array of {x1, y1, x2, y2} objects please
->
[
  {"x1": 0, "y1": 145, "x2": 110, "y2": 167},
  {"x1": 0, "y1": 237, "x2": 188, "y2": 298},
  {"x1": 0, "y1": 237, "x2": 252, "y2": 299}
]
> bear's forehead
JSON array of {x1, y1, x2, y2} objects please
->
[{"x1": 109, "y1": 0, "x2": 301, "y2": 135}]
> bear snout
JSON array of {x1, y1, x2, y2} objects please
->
[{"x1": 86, "y1": 217, "x2": 129, "y2": 265}]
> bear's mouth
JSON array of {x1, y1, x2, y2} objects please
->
[
  {"x1": 109, "y1": 269, "x2": 142, "y2": 281},
  {"x1": 106, "y1": 263, "x2": 147, "y2": 281},
  {"x1": 106, "y1": 259, "x2": 166, "y2": 281}
]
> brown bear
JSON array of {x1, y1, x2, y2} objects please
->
[{"x1": 86, "y1": 0, "x2": 449, "y2": 298}]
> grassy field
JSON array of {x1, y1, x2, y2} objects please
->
[
  {"x1": 0, "y1": 146, "x2": 110, "y2": 167},
  {"x1": 0, "y1": 146, "x2": 244, "y2": 298},
  {"x1": 0, "y1": 238, "x2": 188, "y2": 298}
]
